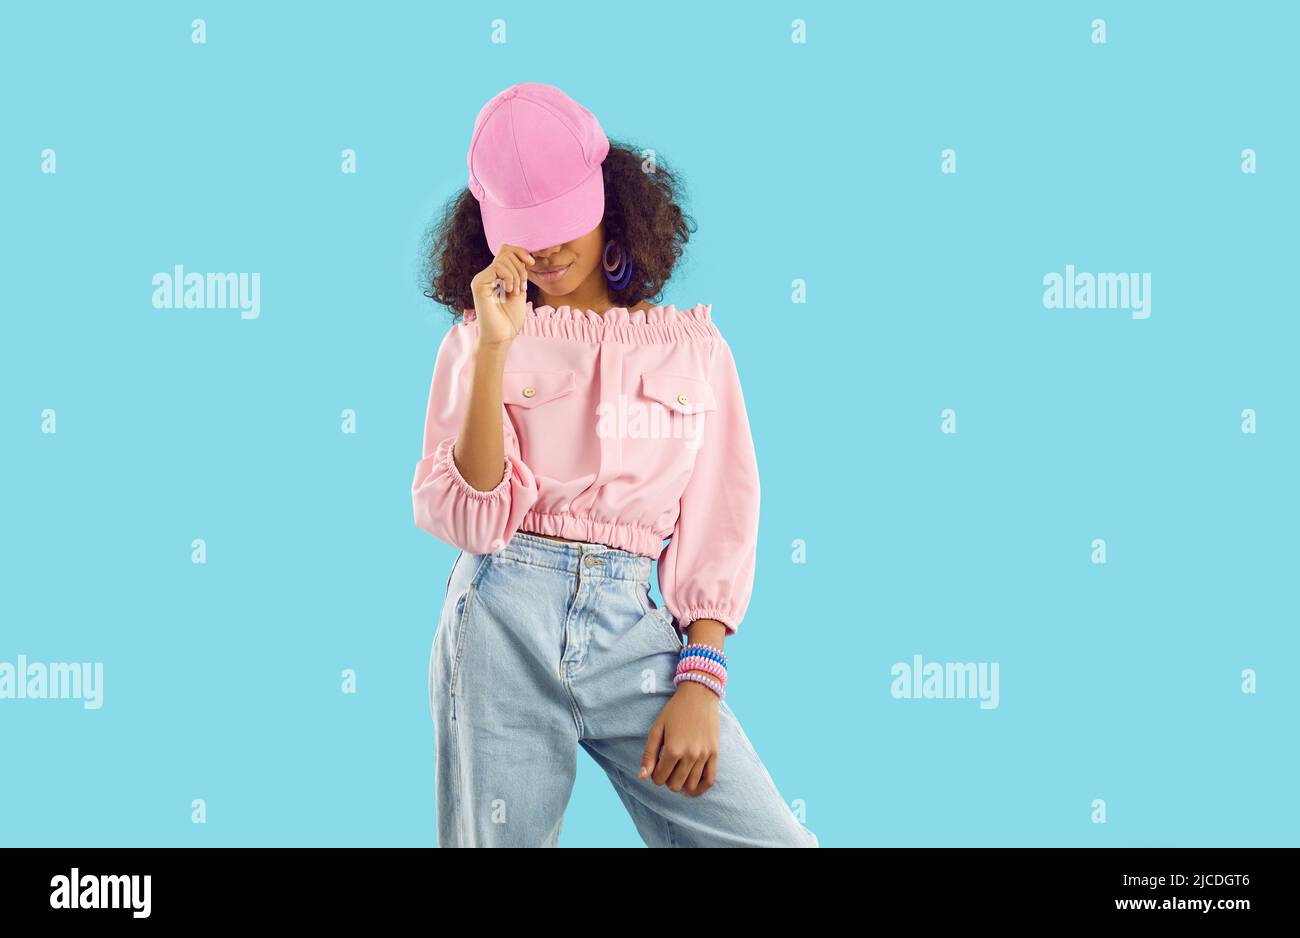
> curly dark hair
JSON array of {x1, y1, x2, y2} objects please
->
[{"x1": 422, "y1": 139, "x2": 696, "y2": 317}]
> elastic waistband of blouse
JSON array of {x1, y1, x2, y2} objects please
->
[{"x1": 493, "y1": 532, "x2": 653, "y2": 583}]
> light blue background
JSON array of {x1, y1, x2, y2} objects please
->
[{"x1": 2, "y1": 1, "x2": 1296, "y2": 847}]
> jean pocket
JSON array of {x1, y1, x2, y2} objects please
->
[
  {"x1": 649, "y1": 607, "x2": 682, "y2": 651},
  {"x1": 447, "y1": 584, "x2": 479, "y2": 699}
]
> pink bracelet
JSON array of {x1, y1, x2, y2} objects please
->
[
  {"x1": 673, "y1": 671, "x2": 725, "y2": 699},
  {"x1": 676, "y1": 657, "x2": 727, "y2": 685}
]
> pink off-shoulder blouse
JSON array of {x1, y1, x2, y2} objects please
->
[{"x1": 411, "y1": 301, "x2": 759, "y2": 635}]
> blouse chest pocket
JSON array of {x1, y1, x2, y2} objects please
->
[
  {"x1": 640, "y1": 372, "x2": 717, "y2": 416},
  {"x1": 503, "y1": 370, "x2": 577, "y2": 408},
  {"x1": 637, "y1": 372, "x2": 718, "y2": 455}
]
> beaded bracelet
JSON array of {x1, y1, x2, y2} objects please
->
[
  {"x1": 675, "y1": 656, "x2": 727, "y2": 685},
  {"x1": 673, "y1": 671, "x2": 725, "y2": 699},
  {"x1": 679, "y1": 643, "x2": 728, "y2": 667},
  {"x1": 676, "y1": 642, "x2": 728, "y2": 698}
]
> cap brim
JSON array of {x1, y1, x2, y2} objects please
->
[{"x1": 480, "y1": 167, "x2": 605, "y2": 256}]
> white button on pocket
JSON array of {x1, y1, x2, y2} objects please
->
[
  {"x1": 677, "y1": 393, "x2": 690, "y2": 405},
  {"x1": 522, "y1": 386, "x2": 537, "y2": 398}
]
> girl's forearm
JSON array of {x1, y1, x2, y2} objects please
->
[
  {"x1": 685, "y1": 618, "x2": 726, "y2": 651},
  {"x1": 452, "y1": 342, "x2": 511, "y2": 491}
]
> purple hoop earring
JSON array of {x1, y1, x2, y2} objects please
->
[{"x1": 603, "y1": 239, "x2": 634, "y2": 292}]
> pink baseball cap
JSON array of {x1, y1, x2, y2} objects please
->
[{"x1": 466, "y1": 82, "x2": 610, "y2": 256}]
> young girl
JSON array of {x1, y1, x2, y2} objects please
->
[{"x1": 414, "y1": 82, "x2": 816, "y2": 848}]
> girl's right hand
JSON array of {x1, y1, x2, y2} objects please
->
[{"x1": 470, "y1": 245, "x2": 535, "y2": 348}]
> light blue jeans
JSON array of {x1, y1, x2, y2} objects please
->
[{"x1": 429, "y1": 533, "x2": 818, "y2": 848}]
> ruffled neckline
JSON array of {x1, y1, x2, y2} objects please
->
[{"x1": 460, "y1": 301, "x2": 715, "y2": 345}]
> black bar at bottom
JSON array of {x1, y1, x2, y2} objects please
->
[{"x1": 0, "y1": 847, "x2": 1285, "y2": 922}]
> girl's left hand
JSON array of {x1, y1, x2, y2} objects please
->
[{"x1": 640, "y1": 682, "x2": 720, "y2": 797}]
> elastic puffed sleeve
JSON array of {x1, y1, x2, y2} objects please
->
[
  {"x1": 658, "y1": 336, "x2": 760, "y2": 635},
  {"x1": 411, "y1": 323, "x2": 539, "y2": 554}
]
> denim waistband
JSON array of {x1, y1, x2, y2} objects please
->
[{"x1": 494, "y1": 532, "x2": 653, "y2": 584}]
